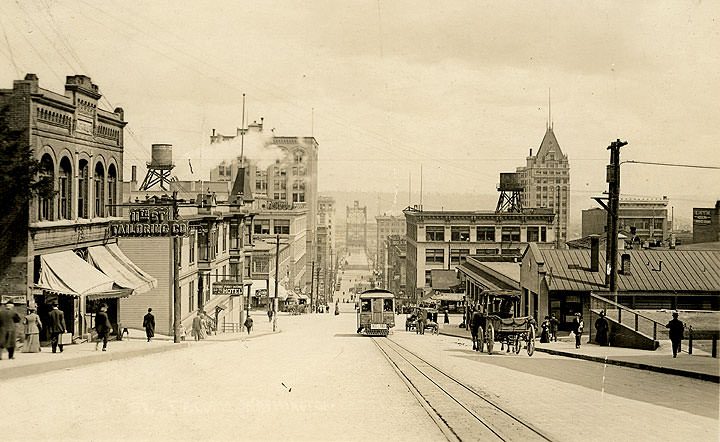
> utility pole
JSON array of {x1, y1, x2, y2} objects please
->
[
  {"x1": 273, "y1": 234, "x2": 279, "y2": 332},
  {"x1": 172, "y1": 191, "x2": 182, "y2": 343},
  {"x1": 555, "y1": 185, "x2": 562, "y2": 249},
  {"x1": 310, "y1": 260, "x2": 315, "y2": 313},
  {"x1": 606, "y1": 139, "x2": 628, "y2": 300}
]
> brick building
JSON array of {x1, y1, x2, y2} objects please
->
[
  {"x1": 0, "y1": 74, "x2": 156, "y2": 343},
  {"x1": 403, "y1": 206, "x2": 556, "y2": 303}
]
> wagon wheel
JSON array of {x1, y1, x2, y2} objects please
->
[
  {"x1": 526, "y1": 325, "x2": 536, "y2": 357},
  {"x1": 514, "y1": 334, "x2": 522, "y2": 354},
  {"x1": 486, "y1": 323, "x2": 494, "y2": 355},
  {"x1": 477, "y1": 326, "x2": 485, "y2": 352}
]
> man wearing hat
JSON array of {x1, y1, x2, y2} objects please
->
[
  {"x1": 95, "y1": 304, "x2": 113, "y2": 351},
  {"x1": 48, "y1": 303, "x2": 67, "y2": 353},
  {"x1": 0, "y1": 301, "x2": 21, "y2": 360},
  {"x1": 665, "y1": 312, "x2": 684, "y2": 358}
]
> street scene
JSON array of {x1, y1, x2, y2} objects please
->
[{"x1": 1, "y1": 1, "x2": 719, "y2": 441}]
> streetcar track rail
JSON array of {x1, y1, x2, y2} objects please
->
[{"x1": 372, "y1": 336, "x2": 555, "y2": 442}]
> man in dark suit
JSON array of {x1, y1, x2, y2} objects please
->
[
  {"x1": 143, "y1": 308, "x2": 155, "y2": 342},
  {"x1": 48, "y1": 303, "x2": 66, "y2": 353},
  {"x1": 95, "y1": 304, "x2": 112, "y2": 351},
  {"x1": 0, "y1": 301, "x2": 21, "y2": 360}
]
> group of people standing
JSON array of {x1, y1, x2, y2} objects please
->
[{"x1": 0, "y1": 301, "x2": 68, "y2": 359}]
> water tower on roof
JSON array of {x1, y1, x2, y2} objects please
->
[
  {"x1": 139, "y1": 144, "x2": 175, "y2": 191},
  {"x1": 496, "y1": 172, "x2": 524, "y2": 213}
]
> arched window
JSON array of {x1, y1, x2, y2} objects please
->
[
  {"x1": 107, "y1": 164, "x2": 117, "y2": 217},
  {"x1": 58, "y1": 157, "x2": 72, "y2": 219},
  {"x1": 38, "y1": 154, "x2": 54, "y2": 221},
  {"x1": 78, "y1": 160, "x2": 89, "y2": 218},
  {"x1": 94, "y1": 162, "x2": 105, "y2": 217},
  {"x1": 293, "y1": 150, "x2": 305, "y2": 163}
]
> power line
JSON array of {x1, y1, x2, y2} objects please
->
[{"x1": 622, "y1": 160, "x2": 720, "y2": 170}]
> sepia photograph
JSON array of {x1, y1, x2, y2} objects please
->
[{"x1": 0, "y1": 1, "x2": 718, "y2": 441}]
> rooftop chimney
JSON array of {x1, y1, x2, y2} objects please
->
[
  {"x1": 620, "y1": 253, "x2": 631, "y2": 275},
  {"x1": 131, "y1": 165, "x2": 137, "y2": 182},
  {"x1": 529, "y1": 148, "x2": 533, "y2": 157},
  {"x1": 590, "y1": 234, "x2": 600, "y2": 272}
]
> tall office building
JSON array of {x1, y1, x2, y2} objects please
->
[
  {"x1": 210, "y1": 120, "x2": 318, "y2": 288},
  {"x1": 516, "y1": 125, "x2": 570, "y2": 243}
]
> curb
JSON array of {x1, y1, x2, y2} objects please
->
[
  {"x1": 0, "y1": 343, "x2": 190, "y2": 381},
  {"x1": 439, "y1": 330, "x2": 719, "y2": 384},
  {"x1": 533, "y1": 347, "x2": 720, "y2": 383},
  {"x1": 0, "y1": 330, "x2": 281, "y2": 381}
]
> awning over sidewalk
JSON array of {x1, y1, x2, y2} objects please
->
[
  {"x1": 267, "y1": 279, "x2": 288, "y2": 300},
  {"x1": 249, "y1": 279, "x2": 268, "y2": 297},
  {"x1": 431, "y1": 292, "x2": 465, "y2": 302},
  {"x1": 38, "y1": 251, "x2": 115, "y2": 296},
  {"x1": 87, "y1": 244, "x2": 157, "y2": 295}
]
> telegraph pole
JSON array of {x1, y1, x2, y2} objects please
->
[
  {"x1": 172, "y1": 191, "x2": 182, "y2": 343},
  {"x1": 273, "y1": 234, "x2": 279, "y2": 332},
  {"x1": 606, "y1": 139, "x2": 628, "y2": 300},
  {"x1": 310, "y1": 260, "x2": 315, "y2": 312}
]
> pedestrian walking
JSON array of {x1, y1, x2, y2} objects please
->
[
  {"x1": 95, "y1": 304, "x2": 113, "y2": 351},
  {"x1": 665, "y1": 312, "x2": 684, "y2": 358},
  {"x1": 244, "y1": 314, "x2": 253, "y2": 334},
  {"x1": 444, "y1": 310, "x2": 449, "y2": 324},
  {"x1": 549, "y1": 314, "x2": 559, "y2": 342},
  {"x1": 572, "y1": 313, "x2": 584, "y2": 349},
  {"x1": 143, "y1": 308, "x2": 155, "y2": 342},
  {"x1": 0, "y1": 301, "x2": 21, "y2": 360},
  {"x1": 192, "y1": 311, "x2": 202, "y2": 341},
  {"x1": 267, "y1": 309, "x2": 273, "y2": 322},
  {"x1": 595, "y1": 311, "x2": 610, "y2": 346},
  {"x1": 48, "y1": 303, "x2": 66, "y2": 353},
  {"x1": 416, "y1": 311, "x2": 426, "y2": 335},
  {"x1": 22, "y1": 306, "x2": 42, "y2": 353},
  {"x1": 540, "y1": 316, "x2": 550, "y2": 343},
  {"x1": 470, "y1": 307, "x2": 482, "y2": 351}
]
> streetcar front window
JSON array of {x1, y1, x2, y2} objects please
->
[
  {"x1": 361, "y1": 300, "x2": 371, "y2": 312},
  {"x1": 383, "y1": 299, "x2": 393, "y2": 312}
]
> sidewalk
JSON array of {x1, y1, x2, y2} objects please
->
[
  {"x1": 439, "y1": 323, "x2": 720, "y2": 383},
  {"x1": 0, "y1": 313, "x2": 279, "y2": 381}
]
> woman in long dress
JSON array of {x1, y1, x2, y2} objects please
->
[{"x1": 23, "y1": 307, "x2": 42, "y2": 353}]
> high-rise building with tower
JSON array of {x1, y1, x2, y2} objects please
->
[{"x1": 516, "y1": 124, "x2": 570, "y2": 243}]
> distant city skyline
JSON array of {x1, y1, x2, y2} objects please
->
[{"x1": 1, "y1": 1, "x2": 717, "y2": 217}]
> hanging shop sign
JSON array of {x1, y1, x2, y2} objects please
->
[
  {"x1": 108, "y1": 206, "x2": 189, "y2": 237},
  {"x1": 212, "y1": 282, "x2": 245, "y2": 296}
]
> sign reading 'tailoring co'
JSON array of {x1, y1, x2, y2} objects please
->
[{"x1": 108, "y1": 206, "x2": 189, "y2": 237}]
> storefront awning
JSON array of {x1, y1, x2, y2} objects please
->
[
  {"x1": 431, "y1": 292, "x2": 465, "y2": 302},
  {"x1": 86, "y1": 288, "x2": 134, "y2": 301},
  {"x1": 87, "y1": 244, "x2": 157, "y2": 295},
  {"x1": 38, "y1": 251, "x2": 115, "y2": 296},
  {"x1": 268, "y1": 279, "x2": 288, "y2": 300},
  {"x1": 249, "y1": 279, "x2": 268, "y2": 297}
]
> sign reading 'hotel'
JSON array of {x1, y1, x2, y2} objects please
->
[{"x1": 108, "y1": 206, "x2": 189, "y2": 237}]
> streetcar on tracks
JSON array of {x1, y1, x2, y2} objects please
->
[
  {"x1": 356, "y1": 289, "x2": 395, "y2": 336},
  {"x1": 474, "y1": 290, "x2": 536, "y2": 356}
]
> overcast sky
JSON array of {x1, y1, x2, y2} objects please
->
[{"x1": 1, "y1": 0, "x2": 718, "y2": 221}]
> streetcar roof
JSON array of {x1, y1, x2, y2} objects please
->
[{"x1": 358, "y1": 289, "x2": 395, "y2": 299}]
